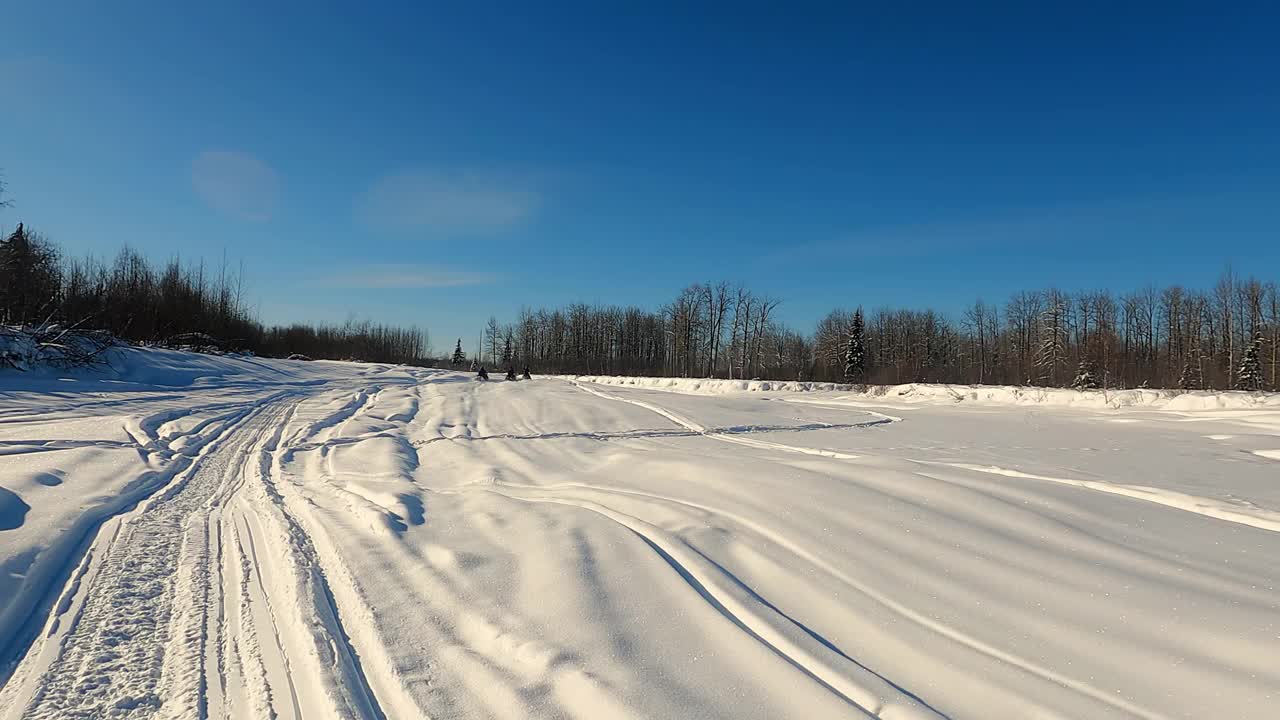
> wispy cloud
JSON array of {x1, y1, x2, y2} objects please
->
[
  {"x1": 192, "y1": 150, "x2": 280, "y2": 222},
  {"x1": 0, "y1": 56, "x2": 67, "y2": 96},
  {"x1": 356, "y1": 170, "x2": 538, "y2": 235},
  {"x1": 320, "y1": 263, "x2": 498, "y2": 289}
]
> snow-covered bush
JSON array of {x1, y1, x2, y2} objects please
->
[{"x1": 0, "y1": 325, "x2": 117, "y2": 371}]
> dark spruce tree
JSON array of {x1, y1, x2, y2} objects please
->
[
  {"x1": 1236, "y1": 334, "x2": 1265, "y2": 391},
  {"x1": 1071, "y1": 358, "x2": 1099, "y2": 390},
  {"x1": 451, "y1": 338, "x2": 466, "y2": 366},
  {"x1": 1178, "y1": 346, "x2": 1205, "y2": 390},
  {"x1": 843, "y1": 308, "x2": 866, "y2": 382}
]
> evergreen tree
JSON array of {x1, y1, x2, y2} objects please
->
[
  {"x1": 1236, "y1": 333, "x2": 1265, "y2": 391},
  {"x1": 502, "y1": 335, "x2": 513, "y2": 366},
  {"x1": 451, "y1": 338, "x2": 466, "y2": 366},
  {"x1": 843, "y1": 308, "x2": 866, "y2": 381},
  {"x1": 1071, "y1": 358, "x2": 1098, "y2": 390},
  {"x1": 1178, "y1": 350, "x2": 1204, "y2": 390}
]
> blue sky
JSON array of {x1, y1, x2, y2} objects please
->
[{"x1": 2, "y1": 2, "x2": 1278, "y2": 353}]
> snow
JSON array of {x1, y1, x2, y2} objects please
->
[
  {"x1": 565, "y1": 374, "x2": 1280, "y2": 410},
  {"x1": 2, "y1": 358, "x2": 1279, "y2": 718}
]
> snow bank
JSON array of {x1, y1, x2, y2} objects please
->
[
  {"x1": 867, "y1": 382, "x2": 1280, "y2": 410},
  {"x1": 0, "y1": 345, "x2": 375, "y2": 392},
  {"x1": 563, "y1": 375, "x2": 1280, "y2": 410},
  {"x1": 559, "y1": 375, "x2": 855, "y2": 394}
]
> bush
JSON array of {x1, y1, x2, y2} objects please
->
[{"x1": 0, "y1": 324, "x2": 116, "y2": 371}]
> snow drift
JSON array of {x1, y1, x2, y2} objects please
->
[{"x1": 563, "y1": 374, "x2": 1280, "y2": 410}]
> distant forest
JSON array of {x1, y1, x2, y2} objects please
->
[
  {"x1": 3, "y1": 176, "x2": 1276, "y2": 389},
  {"x1": 476, "y1": 277, "x2": 1277, "y2": 391},
  {"x1": 0, "y1": 221, "x2": 426, "y2": 365}
]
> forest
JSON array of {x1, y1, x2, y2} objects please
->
[
  {"x1": 0, "y1": 221, "x2": 427, "y2": 365},
  {"x1": 3, "y1": 194, "x2": 1275, "y2": 389},
  {"x1": 475, "y1": 276, "x2": 1277, "y2": 391}
]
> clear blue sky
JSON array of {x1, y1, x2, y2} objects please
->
[{"x1": 3, "y1": 2, "x2": 1278, "y2": 354}]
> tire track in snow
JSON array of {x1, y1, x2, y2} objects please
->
[
  {"x1": 561, "y1": 381, "x2": 1172, "y2": 720},
  {"x1": 468, "y1": 484, "x2": 940, "y2": 720},
  {"x1": 273, "y1": 379, "x2": 652, "y2": 720},
  {"x1": 931, "y1": 462, "x2": 1280, "y2": 535},
  {"x1": 0, "y1": 398, "x2": 275, "y2": 717},
  {"x1": 1, "y1": 389, "x2": 395, "y2": 720},
  {"x1": 4, "y1": 401, "x2": 292, "y2": 719},
  {"x1": 0, "y1": 396, "x2": 302, "y2": 686},
  {"x1": 254, "y1": 397, "x2": 408, "y2": 720},
  {"x1": 231, "y1": 511, "x2": 304, "y2": 720},
  {"x1": 569, "y1": 380, "x2": 872, "y2": 459}
]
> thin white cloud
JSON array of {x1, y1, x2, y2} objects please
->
[
  {"x1": 356, "y1": 170, "x2": 537, "y2": 235},
  {"x1": 321, "y1": 263, "x2": 498, "y2": 289},
  {"x1": 0, "y1": 56, "x2": 66, "y2": 96},
  {"x1": 192, "y1": 150, "x2": 280, "y2": 222}
]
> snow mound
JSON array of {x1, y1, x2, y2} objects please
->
[
  {"x1": 564, "y1": 375, "x2": 1280, "y2": 410},
  {"x1": 561, "y1": 375, "x2": 854, "y2": 394},
  {"x1": 1, "y1": 344, "x2": 367, "y2": 391}
]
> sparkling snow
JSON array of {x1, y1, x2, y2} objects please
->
[{"x1": 1, "y1": 351, "x2": 1278, "y2": 719}]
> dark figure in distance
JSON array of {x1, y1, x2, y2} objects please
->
[
  {"x1": 522, "y1": 367, "x2": 532, "y2": 380},
  {"x1": 476, "y1": 366, "x2": 489, "y2": 381},
  {"x1": 505, "y1": 366, "x2": 518, "y2": 381}
]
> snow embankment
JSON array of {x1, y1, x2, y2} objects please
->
[
  {"x1": 559, "y1": 375, "x2": 855, "y2": 394},
  {"x1": 563, "y1": 375, "x2": 1280, "y2": 410}
]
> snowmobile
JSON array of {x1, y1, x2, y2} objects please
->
[
  {"x1": 505, "y1": 366, "x2": 518, "y2": 381},
  {"x1": 522, "y1": 367, "x2": 532, "y2": 380},
  {"x1": 476, "y1": 366, "x2": 489, "y2": 381}
]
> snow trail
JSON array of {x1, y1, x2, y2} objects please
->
[
  {"x1": 5, "y1": 401, "x2": 292, "y2": 718},
  {"x1": 933, "y1": 462, "x2": 1280, "y2": 534}
]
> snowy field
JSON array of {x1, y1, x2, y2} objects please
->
[{"x1": 1, "y1": 351, "x2": 1278, "y2": 719}]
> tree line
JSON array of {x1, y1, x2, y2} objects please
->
[
  {"x1": 474, "y1": 275, "x2": 1277, "y2": 391},
  {"x1": 0, "y1": 222, "x2": 427, "y2": 365},
  {"x1": 3, "y1": 177, "x2": 1274, "y2": 388}
]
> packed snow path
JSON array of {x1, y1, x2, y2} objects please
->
[{"x1": 1, "y1": 355, "x2": 1279, "y2": 719}]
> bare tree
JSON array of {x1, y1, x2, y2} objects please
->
[
  {"x1": 485, "y1": 315, "x2": 501, "y2": 366},
  {"x1": 729, "y1": 288, "x2": 754, "y2": 379},
  {"x1": 1214, "y1": 268, "x2": 1236, "y2": 388},
  {"x1": 1036, "y1": 289, "x2": 1069, "y2": 385},
  {"x1": 703, "y1": 282, "x2": 732, "y2": 377},
  {"x1": 964, "y1": 299, "x2": 991, "y2": 384},
  {"x1": 1268, "y1": 282, "x2": 1279, "y2": 389}
]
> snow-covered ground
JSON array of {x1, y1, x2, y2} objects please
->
[{"x1": 1, "y1": 355, "x2": 1278, "y2": 719}]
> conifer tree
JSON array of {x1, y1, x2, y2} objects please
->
[
  {"x1": 1236, "y1": 333, "x2": 1265, "y2": 391},
  {"x1": 1071, "y1": 358, "x2": 1098, "y2": 390},
  {"x1": 1179, "y1": 348, "x2": 1204, "y2": 390},
  {"x1": 843, "y1": 308, "x2": 866, "y2": 381},
  {"x1": 451, "y1": 338, "x2": 465, "y2": 366}
]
